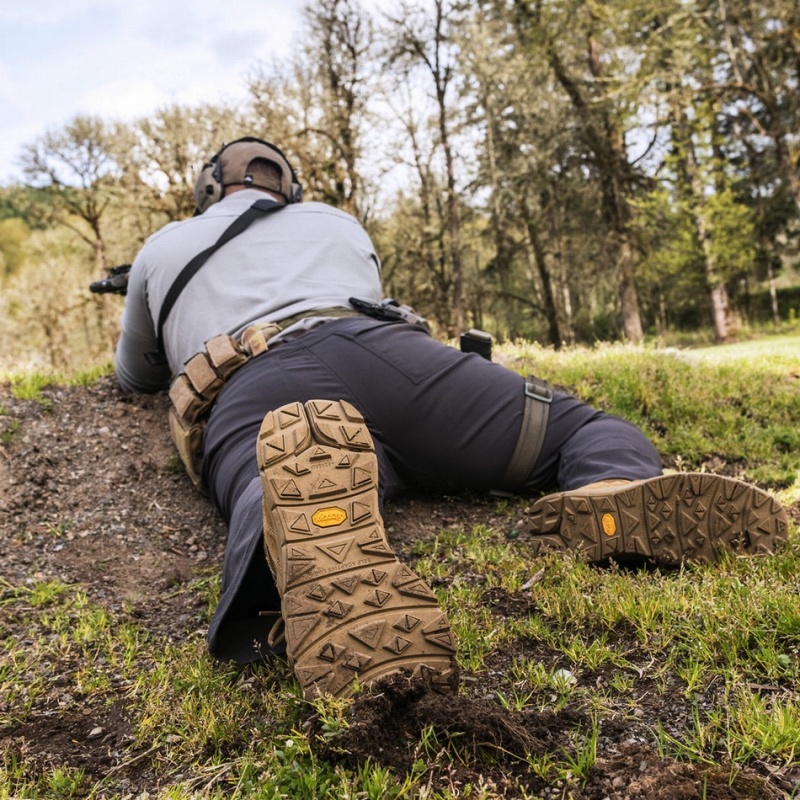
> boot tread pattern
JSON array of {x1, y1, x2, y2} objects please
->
[
  {"x1": 258, "y1": 400, "x2": 457, "y2": 698},
  {"x1": 527, "y1": 474, "x2": 788, "y2": 565}
]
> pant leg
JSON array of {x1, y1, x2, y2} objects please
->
[
  {"x1": 273, "y1": 318, "x2": 661, "y2": 494},
  {"x1": 523, "y1": 395, "x2": 663, "y2": 492},
  {"x1": 206, "y1": 476, "x2": 283, "y2": 662},
  {"x1": 203, "y1": 320, "x2": 408, "y2": 662},
  {"x1": 203, "y1": 317, "x2": 662, "y2": 661}
]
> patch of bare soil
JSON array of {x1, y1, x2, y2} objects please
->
[
  {"x1": 0, "y1": 377, "x2": 796, "y2": 798},
  {"x1": 311, "y1": 672, "x2": 787, "y2": 799}
]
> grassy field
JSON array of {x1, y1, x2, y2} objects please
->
[
  {"x1": 2, "y1": 333, "x2": 799, "y2": 799},
  {"x1": 686, "y1": 333, "x2": 800, "y2": 364}
]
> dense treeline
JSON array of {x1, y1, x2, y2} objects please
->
[{"x1": 1, "y1": 0, "x2": 798, "y2": 373}]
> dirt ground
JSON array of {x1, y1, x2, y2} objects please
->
[{"x1": 1, "y1": 377, "x2": 797, "y2": 798}]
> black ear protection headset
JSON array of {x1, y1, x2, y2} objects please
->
[{"x1": 193, "y1": 136, "x2": 303, "y2": 214}]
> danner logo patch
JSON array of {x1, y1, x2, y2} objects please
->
[{"x1": 312, "y1": 507, "x2": 347, "y2": 528}]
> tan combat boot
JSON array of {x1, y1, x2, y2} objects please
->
[
  {"x1": 257, "y1": 399, "x2": 458, "y2": 699},
  {"x1": 526, "y1": 474, "x2": 788, "y2": 565}
]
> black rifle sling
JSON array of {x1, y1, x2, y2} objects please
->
[{"x1": 147, "y1": 198, "x2": 286, "y2": 366}]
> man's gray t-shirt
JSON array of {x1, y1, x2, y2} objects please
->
[{"x1": 115, "y1": 190, "x2": 383, "y2": 393}]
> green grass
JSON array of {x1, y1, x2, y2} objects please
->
[
  {"x1": 1, "y1": 361, "x2": 111, "y2": 403},
  {"x1": 498, "y1": 331, "x2": 800, "y2": 488},
  {"x1": 6, "y1": 372, "x2": 54, "y2": 403},
  {"x1": 687, "y1": 332, "x2": 800, "y2": 364},
  {"x1": 2, "y1": 331, "x2": 799, "y2": 798},
  {"x1": 65, "y1": 362, "x2": 115, "y2": 388},
  {"x1": 0, "y1": 417, "x2": 20, "y2": 446}
]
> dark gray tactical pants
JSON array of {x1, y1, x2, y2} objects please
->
[{"x1": 203, "y1": 317, "x2": 662, "y2": 662}]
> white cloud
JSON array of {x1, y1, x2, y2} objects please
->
[
  {"x1": 0, "y1": 2, "x2": 101, "y2": 25},
  {"x1": 77, "y1": 79, "x2": 175, "y2": 120},
  {"x1": 0, "y1": 0, "x2": 300, "y2": 183}
]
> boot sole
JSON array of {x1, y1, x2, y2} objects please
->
[
  {"x1": 527, "y1": 473, "x2": 788, "y2": 565},
  {"x1": 257, "y1": 399, "x2": 458, "y2": 699}
]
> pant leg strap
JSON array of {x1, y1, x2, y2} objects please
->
[{"x1": 501, "y1": 376, "x2": 553, "y2": 488}]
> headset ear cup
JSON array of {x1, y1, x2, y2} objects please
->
[{"x1": 193, "y1": 163, "x2": 223, "y2": 214}]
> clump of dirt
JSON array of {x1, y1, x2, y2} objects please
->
[
  {"x1": 311, "y1": 672, "x2": 573, "y2": 796},
  {"x1": 0, "y1": 377, "x2": 796, "y2": 798},
  {"x1": 311, "y1": 673, "x2": 783, "y2": 799}
]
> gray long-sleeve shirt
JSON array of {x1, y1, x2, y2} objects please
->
[{"x1": 115, "y1": 190, "x2": 383, "y2": 393}]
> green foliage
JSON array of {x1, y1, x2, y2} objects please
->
[
  {"x1": 504, "y1": 337, "x2": 800, "y2": 486},
  {"x1": 705, "y1": 188, "x2": 758, "y2": 281},
  {"x1": 0, "y1": 1, "x2": 798, "y2": 358},
  {"x1": 0, "y1": 218, "x2": 29, "y2": 277},
  {"x1": 633, "y1": 188, "x2": 703, "y2": 284},
  {"x1": 0, "y1": 224, "x2": 117, "y2": 374},
  {"x1": 0, "y1": 184, "x2": 60, "y2": 230},
  {"x1": 66, "y1": 362, "x2": 113, "y2": 387}
]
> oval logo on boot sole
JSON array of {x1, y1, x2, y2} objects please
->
[
  {"x1": 602, "y1": 513, "x2": 617, "y2": 536},
  {"x1": 312, "y1": 507, "x2": 347, "y2": 528}
]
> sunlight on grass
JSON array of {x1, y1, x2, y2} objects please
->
[{"x1": 685, "y1": 332, "x2": 800, "y2": 365}]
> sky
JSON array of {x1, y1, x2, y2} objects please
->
[{"x1": 0, "y1": 1, "x2": 306, "y2": 184}]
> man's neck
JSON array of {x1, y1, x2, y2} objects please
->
[{"x1": 224, "y1": 184, "x2": 284, "y2": 202}]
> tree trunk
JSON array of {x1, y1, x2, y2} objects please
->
[
  {"x1": 774, "y1": 133, "x2": 800, "y2": 216},
  {"x1": 387, "y1": 0, "x2": 464, "y2": 335},
  {"x1": 696, "y1": 204, "x2": 728, "y2": 342},
  {"x1": 767, "y1": 260, "x2": 781, "y2": 326},
  {"x1": 436, "y1": 80, "x2": 464, "y2": 335},
  {"x1": 672, "y1": 100, "x2": 730, "y2": 343},
  {"x1": 709, "y1": 283, "x2": 730, "y2": 342},
  {"x1": 539, "y1": 18, "x2": 644, "y2": 342},
  {"x1": 521, "y1": 196, "x2": 562, "y2": 348},
  {"x1": 483, "y1": 92, "x2": 517, "y2": 339},
  {"x1": 618, "y1": 240, "x2": 644, "y2": 342}
]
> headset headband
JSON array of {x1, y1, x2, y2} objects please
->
[{"x1": 193, "y1": 137, "x2": 302, "y2": 214}]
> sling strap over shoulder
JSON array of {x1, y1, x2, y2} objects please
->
[{"x1": 146, "y1": 198, "x2": 287, "y2": 366}]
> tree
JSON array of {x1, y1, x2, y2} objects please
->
[
  {"x1": 123, "y1": 103, "x2": 247, "y2": 224},
  {"x1": 672, "y1": 102, "x2": 736, "y2": 341},
  {"x1": 377, "y1": 101, "x2": 454, "y2": 331},
  {"x1": 509, "y1": 0, "x2": 649, "y2": 342},
  {"x1": 639, "y1": 0, "x2": 767, "y2": 340},
  {"x1": 714, "y1": 0, "x2": 800, "y2": 215},
  {"x1": 248, "y1": 0, "x2": 375, "y2": 220},
  {"x1": 462, "y1": 9, "x2": 567, "y2": 345},
  {"x1": 20, "y1": 115, "x2": 121, "y2": 277},
  {"x1": 384, "y1": 0, "x2": 469, "y2": 335}
]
